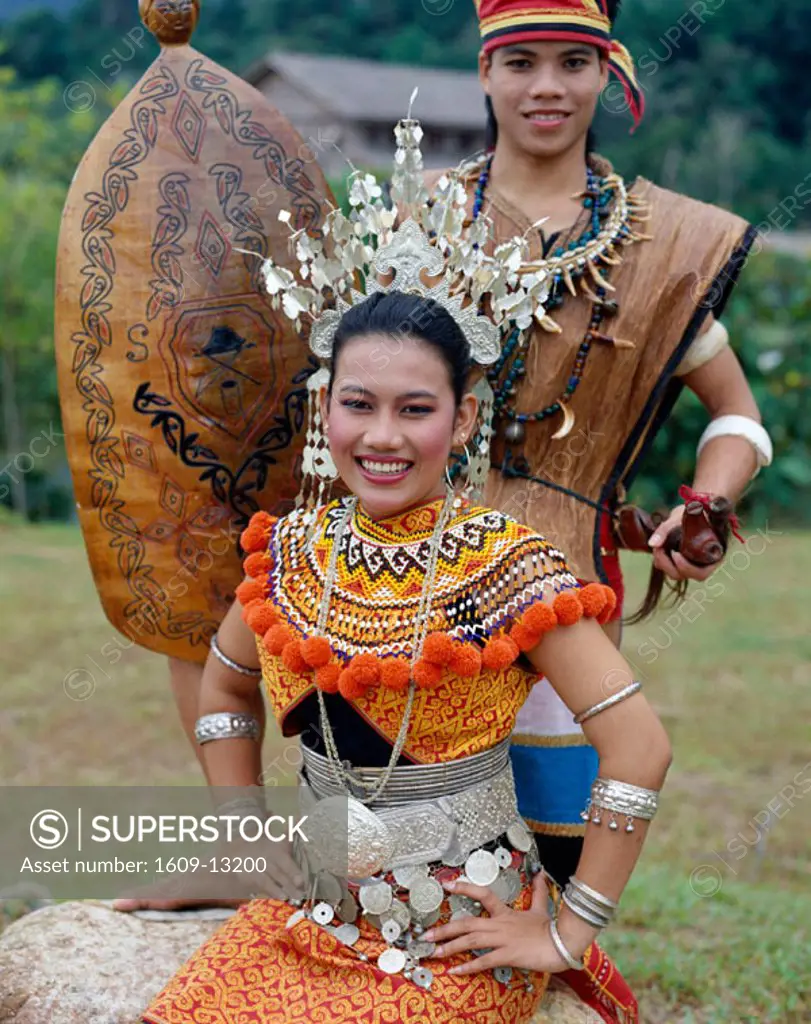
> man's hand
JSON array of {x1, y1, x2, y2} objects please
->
[{"x1": 648, "y1": 505, "x2": 719, "y2": 582}]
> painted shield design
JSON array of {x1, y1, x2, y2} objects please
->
[{"x1": 55, "y1": 26, "x2": 333, "y2": 662}]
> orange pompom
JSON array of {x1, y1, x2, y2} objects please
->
[
  {"x1": 264, "y1": 624, "x2": 293, "y2": 656},
  {"x1": 579, "y1": 582, "x2": 608, "y2": 619},
  {"x1": 235, "y1": 578, "x2": 267, "y2": 607},
  {"x1": 553, "y1": 591, "x2": 584, "y2": 627},
  {"x1": 380, "y1": 657, "x2": 412, "y2": 692},
  {"x1": 339, "y1": 669, "x2": 368, "y2": 701},
  {"x1": 510, "y1": 623, "x2": 541, "y2": 653},
  {"x1": 281, "y1": 641, "x2": 311, "y2": 675},
  {"x1": 597, "y1": 586, "x2": 618, "y2": 625},
  {"x1": 521, "y1": 602, "x2": 558, "y2": 636},
  {"x1": 348, "y1": 653, "x2": 381, "y2": 687},
  {"x1": 413, "y1": 659, "x2": 444, "y2": 689},
  {"x1": 449, "y1": 642, "x2": 482, "y2": 679},
  {"x1": 315, "y1": 662, "x2": 341, "y2": 694},
  {"x1": 243, "y1": 551, "x2": 270, "y2": 579},
  {"x1": 482, "y1": 636, "x2": 520, "y2": 672},
  {"x1": 301, "y1": 635, "x2": 333, "y2": 668},
  {"x1": 244, "y1": 601, "x2": 279, "y2": 636},
  {"x1": 422, "y1": 632, "x2": 455, "y2": 666},
  {"x1": 240, "y1": 513, "x2": 274, "y2": 553}
]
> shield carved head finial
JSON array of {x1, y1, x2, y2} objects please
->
[{"x1": 139, "y1": 0, "x2": 201, "y2": 46}]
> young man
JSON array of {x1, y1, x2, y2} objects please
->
[{"x1": 421, "y1": 0, "x2": 770, "y2": 886}]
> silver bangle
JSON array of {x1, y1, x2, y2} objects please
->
[
  {"x1": 194, "y1": 712, "x2": 261, "y2": 746},
  {"x1": 561, "y1": 889, "x2": 611, "y2": 930},
  {"x1": 573, "y1": 680, "x2": 642, "y2": 725},
  {"x1": 548, "y1": 917, "x2": 585, "y2": 971},
  {"x1": 581, "y1": 777, "x2": 659, "y2": 832},
  {"x1": 210, "y1": 634, "x2": 262, "y2": 677},
  {"x1": 569, "y1": 876, "x2": 618, "y2": 911}
]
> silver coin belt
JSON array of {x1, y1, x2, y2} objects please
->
[{"x1": 286, "y1": 749, "x2": 546, "y2": 992}]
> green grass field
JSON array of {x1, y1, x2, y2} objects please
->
[{"x1": 1, "y1": 519, "x2": 809, "y2": 1021}]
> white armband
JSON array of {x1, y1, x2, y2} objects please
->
[
  {"x1": 697, "y1": 415, "x2": 773, "y2": 472},
  {"x1": 675, "y1": 320, "x2": 730, "y2": 377}
]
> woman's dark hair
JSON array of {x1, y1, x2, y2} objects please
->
[{"x1": 329, "y1": 290, "x2": 472, "y2": 406}]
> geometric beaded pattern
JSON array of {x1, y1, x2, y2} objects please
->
[{"x1": 257, "y1": 497, "x2": 581, "y2": 762}]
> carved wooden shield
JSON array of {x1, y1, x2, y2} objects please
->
[{"x1": 55, "y1": 11, "x2": 332, "y2": 663}]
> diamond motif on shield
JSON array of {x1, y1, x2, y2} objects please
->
[
  {"x1": 122, "y1": 431, "x2": 158, "y2": 475},
  {"x1": 171, "y1": 91, "x2": 205, "y2": 162},
  {"x1": 160, "y1": 476, "x2": 186, "y2": 520},
  {"x1": 195, "y1": 211, "x2": 230, "y2": 280},
  {"x1": 187, "y1": 504, "x2": 231, "y2": 534},
  {"x1": 143, "y1": 520, "x2": 178, "y2": 543}
]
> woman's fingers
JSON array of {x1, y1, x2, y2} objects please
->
[{"x1": 444, "y1": 880, "x2": 505, "y2": 915}]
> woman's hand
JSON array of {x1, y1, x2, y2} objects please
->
[{"x1": 423, "y1": 873, "x2": 580, "y2": 976}]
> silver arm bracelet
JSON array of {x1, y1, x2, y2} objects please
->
[
  {"x1": 548, "y1": 917, "x2": 585, "y2": 971},
  {"x1": 561, "y1": 888, "x2": 611, "y2": 930},
  {"x1": 210, "y1": 634, "x2": 262, "y2": 677},
  {"x1": 569, "y1": 876, "x2": 618, "y2": 911},
  {"x1": 582, "y1": 777, "x2": 659, "y2": 832},
  {"x1": 573, "y1": 681, "x2": 642, "y2": 725},
  {"x1": 194, "y1": 712, "x2": 261, "y2": 746}
]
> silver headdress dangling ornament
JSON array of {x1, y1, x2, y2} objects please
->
[{"x1": 238, "y1": 87, "x2": 551, "y2": 512}]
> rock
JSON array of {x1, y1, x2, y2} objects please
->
[{"x1": 0, "y1": 901, "x2": 234, "y2": 1023}]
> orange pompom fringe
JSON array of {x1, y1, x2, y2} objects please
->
[
  {"x1": 597, "y1": 586, "x2": 618, "y2": 625},
  {"x1": 553, "y1": 591, "x2": 584, "y2": 627},
  {"x1": 422, "y1": 632, "x2": 456, "y2": 666},
  {"x1": 339, "y1": 669, "x2": 368, "y2": 701},
  {"x1": 316, "y1": 662, "x2": 341, "y2": 694},
  {"x1": 264, "y1": 624, "x2": 293, "y2": 656},
  {"x1": 281, "y1": 641, "x2": 311, "y2": 675},
  {"x1": 301, "y1": 636, "x2": 333, "y2": 669},
  {"x1": 240, "y1": 511, "x2": 276, "y2": 554},
  {"x1": 413, "y1": 659, "x2": 444, "y2": 689},
  {"x1": 482, "y1": 636, "x2": 520, "y2": 671},
  {"x1": 235, "y1": 577, "x2": 267, "y2": 607},
  {"x1": 380, "y1": 657, "x2": 412, "y2": 692},
  {"x1": 244, "y1": 602, "x2": 278, "y2": 636},
  {"x1": 243, "y1": 551, "x2": 271, "y2": 579},
  {"x1": 348, "y1": 653, "x2": 381, "y2": 687},
  {"x1": 449, "y1": 642, "x2": 482, "y2": 678},
  {"x1": 521, "y1": 602, "x2": 558, "y2": 636}
]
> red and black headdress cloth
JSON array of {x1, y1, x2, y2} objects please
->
[{"x1": 475, "y1": 0, "x2": 644, "y2": 129}]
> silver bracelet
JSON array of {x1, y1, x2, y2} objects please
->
[
  {"x1": 562, "y1": 877, "x2": 618, "y2": 930},
  {"x1": 194, "y1": 712, "x2": 261, "y2": 746},
  {"x1": 210, "y1": 634, "x2": 262, "y2": 677},
  {"x1": 562, "y1": 889, "x2": 610, "y2": 930},
  {"x1": 581, "y1": 777, "x2": 659, "y2": 832},
  {"x1": 573, "y1": 680, "x2": 642, "y2": 725},
  {"x1": 548, "y1": 917, "x2": 585, "y2": 971}
]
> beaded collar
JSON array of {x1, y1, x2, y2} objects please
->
[
  {"x1": 351, "y1": 496, "x2": 452, "y2": 547},
  {"x1": 463, "y1": 152, "x2": 650, "y2": 445}
]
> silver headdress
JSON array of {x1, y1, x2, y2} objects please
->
[{"x1": 246, "y1": 90, "x2": 532, "y2": 510}]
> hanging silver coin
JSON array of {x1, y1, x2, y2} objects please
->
[
  {"x1": 382, "y1": 919, "x2": 402, "y2": 944},
  {"x1": 336, "y1": 894, "x2": 359, "y2": 924},
  {"x1": 494, "y1": 966, "x2": 514, "y2": 985},
  {"x1": 285, "y1": 909, "x2": 306, "y2": 930},
  {"x1": 494, "y1": 846, "x2": 513, "y2": 869},
  {"x1": 333, "y1": 923, "x2": 360, "y2": 946},
  {"x1": 490, "y1": 873, "x2": 511, "y2": 903},
  {"x1": 409, "y1": 877, "x2": 444, "y2": 916},
  {"x1": 377, "y1": 948, "x2": 407, "y2": 975},
  {"x1": 393, "y1": 863, "x2": 429, "y2": 889},
  {"x1": 507, "y1": 823, "x2": 532, "y2": 853},
  {"x1": 386, "y1": 900, "x2": 411, "y2": 930},
  {"x1": 449, "y1": 894, "x2": 482, "y2": 917},
  {"x1": 412, "y1": 966, "x2": 434, "y2": 990},
  {"x1": 411, "y1": 907, "x2": 441, "y2": 928},
  {"x1": 359, "y1": 881, "x2": 393, "y2": 916},
  {"x1": 407, "y1": 939, "x2": 436, "y2": 959},
  {"x1": 312, "y1": 902, "x2": 335, "y2": 926},
  {"x1": 365, "y1": 913, "x2": 383, "y2": 931},
  {"x1": 502, "y1": 868, "x2": 522, "y2": 903},
  {"x1": 450, "y1": 908, "x2": 474, "y2": 922},
  {"x1": 465, "y1": 850, "x2": 500, "y2": 887}
]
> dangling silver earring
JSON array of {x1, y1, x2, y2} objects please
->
[
  {"x1": 463, "y1": 378, "x2": 494, "y2": 503},
  {"x1": 297, "y1": 366, "x2": 338, "y2": 531}
]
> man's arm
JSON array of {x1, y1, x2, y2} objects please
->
[{"x1": 649, "y1": 342, "x2": 766, "y2": 580}]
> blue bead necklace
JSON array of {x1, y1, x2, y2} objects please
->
[{"x1": 472, "y1": 154, "x2": 620, "y2": 445}]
